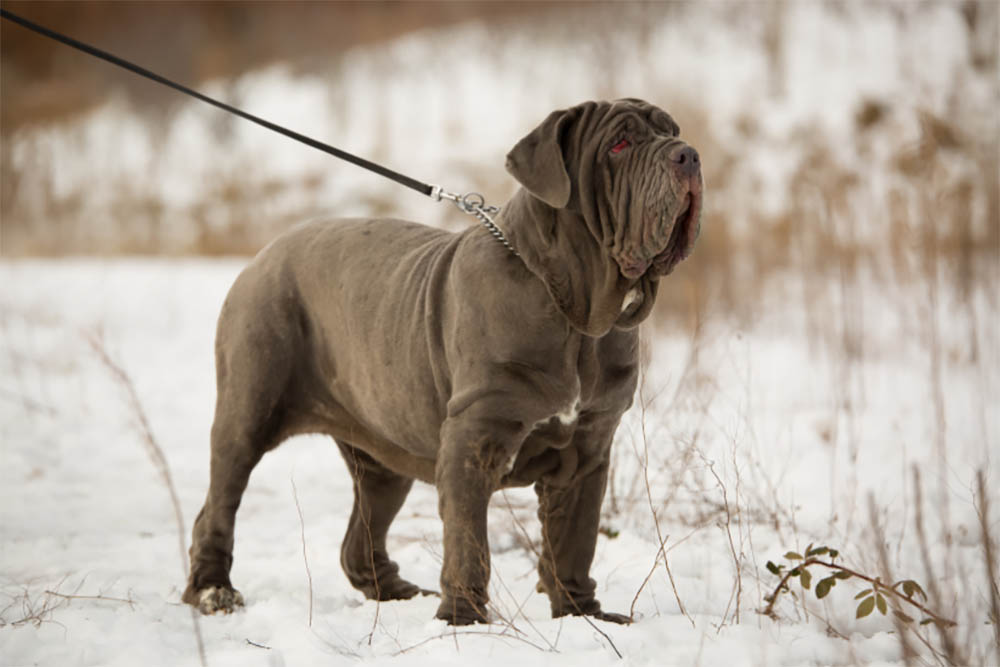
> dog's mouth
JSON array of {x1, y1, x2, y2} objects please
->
[
  {"x1": 651, "y1": 187, "x2": 701, "y2": 277},
  {"x1": 617, "y1": 183, "x2": 702, "y2": 280}
]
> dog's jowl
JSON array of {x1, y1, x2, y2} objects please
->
[{"x1": 182, "y1": 98, "x2": 703, "y2": 625}]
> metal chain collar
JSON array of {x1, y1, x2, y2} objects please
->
[{"x1": 430, "y1": 186, "x2": 519, "y2": 257}]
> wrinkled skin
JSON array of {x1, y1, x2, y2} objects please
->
[{"x1": 182, "y1": 99, "x2": 703, "y2": 625}]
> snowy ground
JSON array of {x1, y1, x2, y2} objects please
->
[{"x1": 1, "y1": 259, "x2": 995, "y2": 666}]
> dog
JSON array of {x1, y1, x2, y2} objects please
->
[{"x1": 182, "y1": 98, "x2": 703, "y2": 625}]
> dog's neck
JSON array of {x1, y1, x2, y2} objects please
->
[{"x1": 498, "y1": 189, "x2": 657, "y2": 337}]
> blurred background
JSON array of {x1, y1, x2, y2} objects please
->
[{"x1": 1, "y1": 0, "x2": 997, "y2": 332}]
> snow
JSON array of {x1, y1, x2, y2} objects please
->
[{"x1": 1, "y1": 258, "x2": 995, "y2": 666}]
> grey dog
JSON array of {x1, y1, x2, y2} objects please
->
[{"x1": 182, "y1": 98, "x2": 703, "y2": 625}]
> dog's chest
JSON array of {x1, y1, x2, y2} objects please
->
[
  {"x1": 500, "y1": 408, "x2": 580, "y2": 487},
  {"x1": 496, "y1": 328, "x2": 638, "y2": 488},
  {"x1": 500, "y1": 348, "x2": 613, "y2": 486}
]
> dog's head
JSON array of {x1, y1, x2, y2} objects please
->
[{"x1": 504, "y1": 99, "x2": 704, "y2": 336}]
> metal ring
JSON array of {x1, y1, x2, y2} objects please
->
[{"x1": 461, "y1": 192, "x2": 485, "y2": 212}]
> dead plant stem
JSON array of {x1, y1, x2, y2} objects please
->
[
  {"x1": 495, "y1": 472, "x2": 623, "y2": 657},
  {"x1": 43, "y1": 590, "x2": 135, "y2": 609},
  {"x1": 975, "y1": 470, "x2": 1000, "y2": 653},
  {"x1": 87, "y1": 334, "x2": 207, "y2": 667},
  {"x1": 290, "y1": 476, "x2": 313, "y2": 627},
  {"x1": 637, "y1": 343, "x2": 693, "y2": 627}
]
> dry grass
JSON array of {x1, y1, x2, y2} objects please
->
[
  {"x1": 87, "y1": 333, "x2": 207, "y2": 667},
  {"x1": 0, "y1": 1, "x2": 539, "y2": 130},
  {"x1": 2, "y1": 2, "x2": 996, "y2": 299}
]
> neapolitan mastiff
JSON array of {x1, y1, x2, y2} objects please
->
[{"x1": 182, "y1": 98, "x2": 703, "y2": 625}]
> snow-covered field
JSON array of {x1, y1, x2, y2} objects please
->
[{"x1": 1, "y1": 259, "x2": 996, "y2": 666}]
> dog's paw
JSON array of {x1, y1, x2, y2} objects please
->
[
  {"x1": 435, "y1": 597, "x2": 489, "y2": 625},
  {"x1": 552, "y1": 599, "x2": 633, "y2": 624},
  {"x1": 590, "y1": 609, "x2": 633, "y2": 625},
  {"x1": 373, "y1": 578, "x2": 427, "y2": 601},
  {"x1": 358, "y1": 576, "x2": 435, "y2": 601},
  {"x1": 195, "y1": 586, "x2": 245, "y2": 615}
]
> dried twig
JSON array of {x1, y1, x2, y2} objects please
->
[
  {"x1": 394, "y1": 628, "x2": 553, "y2": 655},
  {"x1": 541, "y1": 535, "x2": 624, "y2": 658},
  {"x1": 629, "y1": 546, "x2": 665, "y2": 621},
  {"x1": 44, "y1": 590, "x2": 136, "y2": 609},
  {"x1": 634, "y1": 343, "x2": 693, "y2": 627},
  {"x1": 1, "y1": 579, "x2": 73, "y2": 628},
  {"x1": 499, "y1": 492, "x2": 623, "y2": 658},
  {"x1": 868, "y1": 495, "x2": 918, "y2": 667},
  {"x1": 705, "y1": 455, "x2": 742, "y2": 630},
  {"x1": 497, "y1": 492, "x2": 562, "y2": 652},
  {"x1": 87, "y1": 334, "x2": 207, "y2": 667},
  {"x1": 291, "y1": 476, "x2": 314, "y2": 627},
  {"x1": 912, "y1": 467, "x2": 962, "y2": 663},
  {"x1": 975, "y1": 470, "x2": 1000, "y2": 653}
]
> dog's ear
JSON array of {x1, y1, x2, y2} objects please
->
[{"x1": 505, "y1": 109, "x2": 573, "y2": 209}]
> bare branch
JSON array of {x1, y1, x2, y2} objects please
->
[
  {"x1": 291, "y1": 476, "x2": 314, "y2": 627},
  {"x1": 86, "y1": 333, "x2": 207, "y2": 667},
  {"x1": 975, "y1": 469, "x2": 1000, "y2": 653},
  {"x1": 635, "y1": 338, "x2": 693, "y2": 627},
  {"x1": 44, "y1": 590, "x2": 136, "y2": 609}
]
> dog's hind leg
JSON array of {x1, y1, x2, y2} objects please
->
[
  {"x1": 337, "y1": 440, "x2": 427, "y2": 600},
  {"x1": 183, "y1": 287, "x2": 299, "y2": 614}
]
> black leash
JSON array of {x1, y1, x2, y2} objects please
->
[
  {"x1": 1, "y1": 7, "x2": 425, "y2": 198},
  {"x1": 1, "y1": 7, "x2": 519, "y2": 255}
]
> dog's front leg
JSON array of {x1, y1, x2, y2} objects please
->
[
  {"x1": 434, "y1": 414, "x2": 521, "y2": 625},
  {"x1": 536, "y1": 457, "x2": 631, "y2": 624}
]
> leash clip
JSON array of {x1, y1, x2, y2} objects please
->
[
  {"x1": 428, "y1": 185, "x2": 517, "y2": 257},
  {"x1": 429, "y1": 184, "x2": 461, "y2": 204}
]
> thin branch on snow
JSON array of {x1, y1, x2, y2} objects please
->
[
  {"x1": 44, "y1": 590, "x2": 136, "y2": 609},
  {"x1": 87, "y1": 333, "x2": 207, "y2": 667},
  {"x1": 291, "y1": 476, "x2": 314, "y2": 627}
]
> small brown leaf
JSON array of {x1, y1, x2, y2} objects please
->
[
  {"x1": 876, "y1": 594, "x2": 887, "y2": 615},
  {"x1": 784, "y1": 551, "x2": 803, "y2": 560}
]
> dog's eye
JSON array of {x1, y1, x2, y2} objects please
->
[{"x1": 610, "y1": 139, "x2": 629, "y2": 154}]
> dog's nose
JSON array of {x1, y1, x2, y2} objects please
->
[{"x1": 670, "y1": 145, "x2": 700, "y2": 178}]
